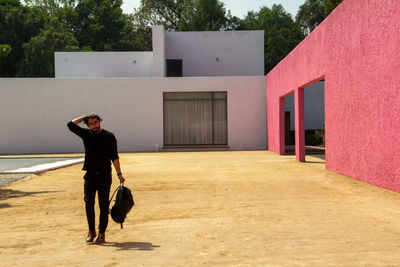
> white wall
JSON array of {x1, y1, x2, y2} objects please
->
[
  {"x1": 284, "y1": 81, "x2": 325, "y2": 130},
  {"x1": 0, "y1": 77, "x2": 266, "y2": 154},
  {"x1": 55, "y1": 52, "x2": 153, "y2": 78},
  {"x1": 165, "y1": 30, "x2": 264, "y2": 77},
  {"x1": 152, "y1": 26, "x2": 166, "y2": 77}
]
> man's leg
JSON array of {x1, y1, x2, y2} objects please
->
[
  {"x1": 84, "y1": 176, "x2": 97, "y2": 232},
  {"x1": 97, "y1": 175, "x2": 112, "y2": 234}
]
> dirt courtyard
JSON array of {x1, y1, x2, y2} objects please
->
[{"x1": 1, "y1": 151, "x2": 400, "y2": 266}]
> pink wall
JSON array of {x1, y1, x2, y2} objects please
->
[{"x1": 266, "y1": 0, "x2": 400, "y2": 192}]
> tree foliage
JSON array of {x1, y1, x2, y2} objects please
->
[
  {"x1": 74, "y1": 0, "x2": 125, "y2": 50},
  {"x1": 323, "y1": 0, "x2": 343, "y2": 14},
  {"x1": 139, "y1": 0, "x2": 238, "y2": 31},
  {"x1": 240, "y1": 4, "x2": 305, "y2": 73},
  {"x1": 0, "y1": 0, "x2": 47, "y2": 76},
  {"x1": 118, "y1": 13, "x2": 152, "y2": 51},
  {"x1": 139, "y1": 0, "x2": 194, "y2": 31},
  {"x1": 188, "y1": 0, "x2": 227, "y2": 31},
  {"x1": 19, "y1": 17, "x2": 79, "y2": 77},
  {"x1": 296, "y1": 0, "x2": 344, "y2": 34},
  {"x1": 0, "y1": 44, "x2": 12, "y2": 57},
  {"x1": 24, "y1": 0, "x2": 71, "y2": 15}
]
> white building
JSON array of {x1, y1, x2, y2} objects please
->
[
  {"x1": 0, "y1": 26, "x2": 267, "y2": 154},
  {"x1": 55, "y1": 26, "x2": 264, "y2": 78}
]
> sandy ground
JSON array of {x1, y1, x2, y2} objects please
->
[{"x1": 1, "y1": 151, "x2": 400, "y2": 266}]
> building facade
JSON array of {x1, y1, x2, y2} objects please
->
[
  {"x1": 55, "y1": 26, "x2": 264, "y2": 78},
  {"x1": 2, "y1": 27, "x2": 266, "y2": 154}
]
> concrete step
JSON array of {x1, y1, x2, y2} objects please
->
[{"x1": 162, "y1": 145, "x2": 230, "y2": 152}]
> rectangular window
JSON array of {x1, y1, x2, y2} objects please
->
[
  {"x1": 163, "y1": 92, "x2": 227, "y2": 146},
  {"x1": 166, "y1": 59, "x2": 183, "y2": 77}
]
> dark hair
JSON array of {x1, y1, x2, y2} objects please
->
[{"x1": 83, "y1": 114, "x2": 102, "y2": 125}]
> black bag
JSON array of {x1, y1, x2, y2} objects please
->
[{"x1": 109, "y1": 184, "x2": 134, "y2": 229}]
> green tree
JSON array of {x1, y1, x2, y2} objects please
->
[
  {"x1": 24, "y1": 0, "x2": 69, "y2": 15},
  {"x1": 323, "y1": 0, "x2": 343, "y2": 13},
  {"x1": 139, "y1": 0, "x2": 194, "y2": 31},
  {"x1": 185, "y1": 0, "x2": 227, "y2": 31},
  {"x1": 223, "y1": 11, "x2": 242, "y2": 31},
  {"x1": 74, "y1": 0, "x2": 126, "y2": 50},
  {"x1": 118, "y1": 13, "x2": 152, "y2": 51},
  {"x1": 139, "y1": 0, "x2": 237, "y2": 31},
  {"x1": 18, "y1": 17, "x2": 79, "y2": 77},
  {"x1": 0, "y1": 0, "x2": 47, "y2": 76},
  {"x1": 25, "y1": 0, "x2": 80, "y2": 36},
  {"x1": 0, "y1": 44, "x2": 11, "y2": 57},
  {"x1": 240, "y1": 4, "x2": 305, "y2": 73},
  {"x1": 296, "y1": 0, "x2": 344, "y2": 34}
]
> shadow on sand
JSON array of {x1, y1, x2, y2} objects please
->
[
  {"x1": 0, "y1": 203, "x2": 12, "y2": 209},
  {"x1": 0, "y1": 189, "x2": 60, "y2": 209},
  {"x1": 93, "y1": 241, "x2": 161, "y2": 251}
]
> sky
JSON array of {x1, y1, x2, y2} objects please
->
[{"x1": 121, "y1": 0, "x2": 306, "y2": 19}]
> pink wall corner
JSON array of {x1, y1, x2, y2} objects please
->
[{"x1": 266, "y1": 0, "x2": 400, "y2": 192}]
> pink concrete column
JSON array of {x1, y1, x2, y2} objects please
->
[
  {"x1": 279, "y1": 97, "x2": 286, "y2": 155},
  {"x1": 295, "y1": 87, "x2": 305, "y2": 162}
]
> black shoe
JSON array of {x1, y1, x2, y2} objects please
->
[
  {"x1": 95, "y1": 232, "x2": 105, "y2": 243},
  {"x1": 86, "y1": 230, "x2": 96, "y2": 242}
]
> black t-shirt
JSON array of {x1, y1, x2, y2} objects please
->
[{"x1": 67, "y1": 121, "x2": 119, "y2": 174}]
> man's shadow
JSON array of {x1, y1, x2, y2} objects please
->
[{"x1": 97, "y1": 241, "x2": 160, "y2": 251}]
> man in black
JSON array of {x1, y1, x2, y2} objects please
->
[{"x1": 67, "y1": 113, "x2": 125, "y2": 243}]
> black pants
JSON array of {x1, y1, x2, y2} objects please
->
[{"x1": 84, "y1": 172, "x2": 112, "y2": 233}]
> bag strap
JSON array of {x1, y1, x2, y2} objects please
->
[{"x1": 109, "y1": 183, "x2": 123, "y2": 206}]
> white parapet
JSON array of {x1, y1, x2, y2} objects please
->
[{"x1": 55, "y1": 52, "x2": 153, "y2": 78}]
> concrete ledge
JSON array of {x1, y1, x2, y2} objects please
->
[
  {"x1": 162, "y1": 145, "x2": 230, "y2": 152},
  {"x1": 1, "y1": 158, "x2": 84, "y2": 175}
]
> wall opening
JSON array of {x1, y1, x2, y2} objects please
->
[
  {"x1": 166, "y1": 59, "x2": 183, "y2": 77},
  {"x1": 284, "y1": 92, "x2": 295, "y2": 154},
  {"x1": 304, "y1": 80, "x2": 325, "y2": 158},
  {"x1": 282, "y1": 80, "x2": 325, "y2": 159}
]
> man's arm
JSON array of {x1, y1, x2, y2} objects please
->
[
  {"x1": 71, "y1": 114, "x2": 87, "y2": 125},
  {"x1": 109, "y1": 134, "x2": 125, "y2": 183},
  {"x1": 67, "y1": 114, "x2": 90, "y2": 138},
  {"x1": 112, "y1": 159, "x2": 125, "y2": 183}
]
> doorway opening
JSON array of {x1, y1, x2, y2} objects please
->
[
  {"x1": 283, "y1": 81, "x2": 325, "y2": 158},
  {"x1": 304, "y1": 81, "x2": 325, "y2": 157},
  {"x1": 284, "y1": 92, "x2": 295, "y2": 153}
]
